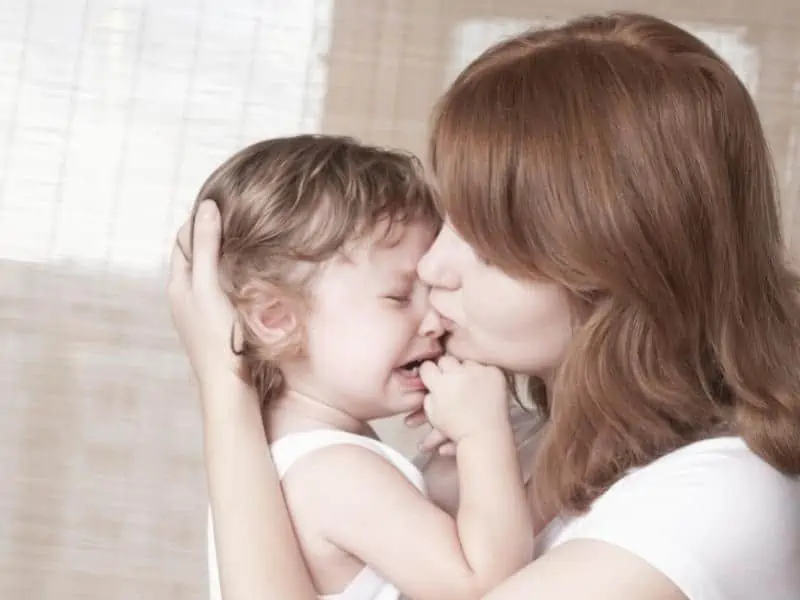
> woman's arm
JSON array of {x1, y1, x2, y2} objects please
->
[
  {"x1": 168, "y1": 201, "x2": 316, "y2": 600},
  {"x1": 486, "y1": 436, "x2": 800, "y2": 600},
  {"x1": 203, "y1": 375, "x2": 316, "y2": 600},
  {"x1": 483, "y1": 540, "x2": 686, "y2": 600}
]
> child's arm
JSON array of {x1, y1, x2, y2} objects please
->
[
  {"x1": 168, "y1": 202, "x2": 316, "y2": 600},
  {"x1": 417, "y1": 451, "x2": 460, "y2": 516},
  {"x1": 294, "y1": 358, "x2": 532, "y2": 600},
  {"x1": 421, "y1": 357, "x2": 534, "y2": 584},
  {"x1": 413, "y1": 400, "x2": 543, "y2": 519},
  {"x1": 455, "y1": 425, "x2": 533, "y2": 583},
  {"x1": 292, "y1": 420, "x2": 530, "y2": 600}
]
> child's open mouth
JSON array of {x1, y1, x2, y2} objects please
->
[
  {"x1": 397, "y1": 359, "x2": 423, "y2": 377},
  {"x1": 394, "y1": 346, "x2": 441, "y2": 390},
  {"x1": 395, "y1": 359, "x2": 427, "y2": 391}
]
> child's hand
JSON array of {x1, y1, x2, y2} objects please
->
[
  {"x1": 419, "y1": 356, "x2": 510, "y2": 446},
  {"x1": 405, "y1": 408, "x2": 456, "y2": 455}
]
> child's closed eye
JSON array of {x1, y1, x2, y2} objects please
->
[{"x1": 385, "y1": 294, "x2": 411, "y2": 306}]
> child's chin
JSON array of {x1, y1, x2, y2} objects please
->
[{"x1": 391, "y1": 389, "x2": 425, "y2": 414}]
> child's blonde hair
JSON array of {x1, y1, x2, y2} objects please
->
[{"x1": 192, "y1": 135, "x2": 439, "y2": 408}]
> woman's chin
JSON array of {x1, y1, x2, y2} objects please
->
[{"x1": 444, "y1": 333, "x2": 534, "y2": 373}]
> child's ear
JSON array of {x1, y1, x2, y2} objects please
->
[{"x1": 240, "y1": 284, "x2": 299, "y2": 346}]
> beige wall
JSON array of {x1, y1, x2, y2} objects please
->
[{"x1": 1, "y1": 1, "x2": 798, "y2": 598}]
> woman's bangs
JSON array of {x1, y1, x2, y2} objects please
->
[{"x1": 430, "y1": 91, "x2": 511, "y2": 264}]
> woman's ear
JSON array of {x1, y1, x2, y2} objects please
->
[{"x1": 239, "y1": 283, "x2": 299, "y2": 347}]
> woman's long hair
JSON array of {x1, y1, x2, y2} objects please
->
[{"x1": 430, "y1": 12, "x2": 800, "y2": 514}]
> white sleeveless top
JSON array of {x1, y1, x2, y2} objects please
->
[
  {"x1": 534, "y1": 436, "x2": 800, "y2": 600},
  {"x1": 208, "y1": 429, "x2": 427, "y2": 600}
]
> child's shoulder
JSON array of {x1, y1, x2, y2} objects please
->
[
  {"x1": 274, "y1": 430, "x2": 426, "y2": 530},
  {"x1": 275, "y1": 430, "x2": 426, "y2": 496}
]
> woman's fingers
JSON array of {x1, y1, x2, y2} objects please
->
[
  {"x1": 191, "y1": 200, "x2": 223, "y2": 292},
  {"x1": 176, "y1": 219, "x2": 192, "y2": 262},
  {"x1": 168, "y1": 233, "x2": 190, "y2": 296}
]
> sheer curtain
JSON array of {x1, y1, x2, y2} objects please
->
[{"x1": 1, "y1": 0, "x2": 797, "y2": 597}]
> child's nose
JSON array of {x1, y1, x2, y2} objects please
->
[{"x1": 418, "y1": 304, "x2": 444, "y2": 338}]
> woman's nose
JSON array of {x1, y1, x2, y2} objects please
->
[{"x1": 417, "y1": 228, "x2": 459, "y2": 290}]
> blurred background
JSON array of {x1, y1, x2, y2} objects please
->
[{"x1": 0, "y1": 0, "x2": 797, "y2": 597}]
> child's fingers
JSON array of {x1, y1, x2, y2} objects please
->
[
  {"x1": 191, "y1": 200, "x2": 223, "y2": 292},
  {"x1": 419, "y1": 427, "x2": 450, "y2": 453},
  {"x1": 438, "y1": 442, "x2": 456, "y2": 456},
  {"x1": 437, "y1": 355, "x2": 461, "y2": 372},
  {"x1": 419, "y1": 360, "x2": 441, "y2": 390},
  {"x1": 404, "y1": 408, "x2": 428, "y2": 428}
]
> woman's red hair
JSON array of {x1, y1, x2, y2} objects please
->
[{"x1": 430, "y1": 12, "x2": 800, "y2": 514}]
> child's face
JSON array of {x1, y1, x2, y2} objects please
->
[{"x1": 287, "y1": 220, "x2": 444, "y2": 420}]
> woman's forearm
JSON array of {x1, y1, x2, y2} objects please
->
[{"x1": 203, "y1": 375, "x2": 316, "y2": 600}]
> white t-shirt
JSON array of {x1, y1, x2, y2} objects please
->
[{"x1": 536, "y1": 436, "x2": 800, "y2": 600}]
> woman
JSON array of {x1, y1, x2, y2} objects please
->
[{"x1": 168, "y1": 12, "x2": 800, "y2": 600}]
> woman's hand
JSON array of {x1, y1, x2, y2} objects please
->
[
  {"x1": 171, "y1": 201, "x2": 317, "y2": 600},
  {"x1": 167, "y1": 200, "x2": 240, "y2": 389}
]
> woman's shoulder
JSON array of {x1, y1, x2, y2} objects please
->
[
  {"x1": 545, "y1": 437, "x2": 800, "y2": 600},
  {"x1": 603, "y1": 435, "x2": 796, "y2": 500},
  {"x1": 545, "y1": 436, "x2": 800, "y2": 547}
]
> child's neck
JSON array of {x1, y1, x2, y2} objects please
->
[{"x1": 265, "y1": 388, "x2": 374, "y2": 442}]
